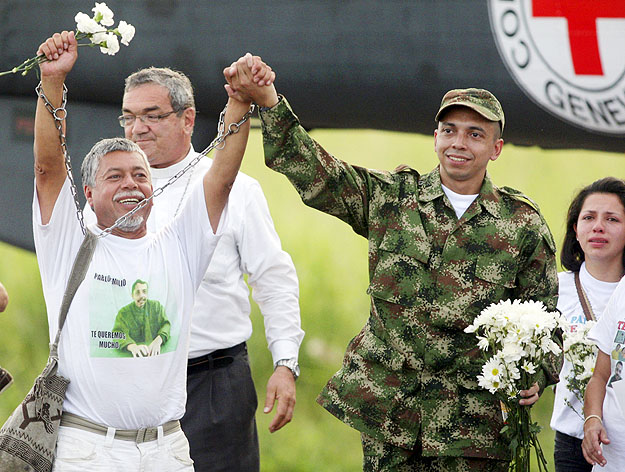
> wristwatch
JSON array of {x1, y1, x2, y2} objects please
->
[{"x1": 275, "y1": 358, "x2": 300, "y2": 380}]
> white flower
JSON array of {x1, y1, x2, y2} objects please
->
[
  {"x1": 90, "y1": 31, "x2": 108, "y2": 46},
  {"x1": 97, "y1": 32, "x2": 120, "y2": 55},
  {"x1": 500, "y1": 341, "x2": 526, "y2": 363},
  {"x1": 483, "y1": 357, "x2": 504, "y2": 380},
  {"x1": 478, "y1": 374, "x2": 502, "y2": 394},
  {"x1": 464, "y1": 323, "x2": 478, "y2": 334},
  {"x1": 2, "y1": 2, "x2": 136, "y2": 78},
  {"x1": 522, "y1": 360, "x2": 537, "y2": 375},
  {"x1": 478, "y1": 358, "x2": 505, "y2": 393},
  {"x1": 92, "y1": 2, "x2": 115, "y2": 26},
  {"x1": 75, "y1": 12, "x2": 106, "y2": 34},
  {"x1": 477, "y1": 335, "x2": 490, "y2": 351},
  {"x1": 467, "y1": 299, "x2": 558, "y2": 472},
  {"x1": 467, "y1": 299, "x2": 561, "y2": 401},
  {"x1": 506, "y1": 362, "x2": 521, "y2": 381},
  {"x1": 116, "y1": 21, "x2": 136, "y2": 46},
  {"x1": 580, "y1": 356, "x2": 596, "y2": 381},
  {"x1": 540, "y1": 335, "x2": 562, "y2": 356}
]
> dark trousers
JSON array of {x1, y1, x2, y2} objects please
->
[
  {"x1": 181, "y1": 343, "x2": 259, "y2": 472},
  {"x1": 554, "y1": 431, "x2": 592, "y2": 472}
]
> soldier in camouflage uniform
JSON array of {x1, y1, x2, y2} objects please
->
[{"x1": 224, "y1": 56, "x2": 561, "y2": 471}]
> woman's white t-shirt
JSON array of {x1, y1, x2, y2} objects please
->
[
  {"x1": 551, "y1": 263, "x2": 619, "y2": 439},
  {"x1": 587, "y1": 275, "x2": 625, "y2": 471}
]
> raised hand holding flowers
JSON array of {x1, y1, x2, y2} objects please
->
[{"x1": 0, "y1": 2, "x2": 134, "y2": 77}]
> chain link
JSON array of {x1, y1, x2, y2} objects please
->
[
  {"x1": 36, "y1": 81, "x2": 255, "y2": 239},
  {"x1": 35, "y1": 82, "x2": 87, "y2": 235}
]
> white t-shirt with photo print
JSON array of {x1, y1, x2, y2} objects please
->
[
  {"x1": 588, "y1": 277, "x2": 625, "y2": 472},
  {"x1": 550, "y1": 264, "x2": 619, "y2": 439},
  {"x1": 33, "y1": 177, "x2": 223, "y2": 430}
]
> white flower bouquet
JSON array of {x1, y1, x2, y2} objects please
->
[
  {"x1": 464, "y1": 299, "x2": 563, "y2": 472},
  {"x1": 562, "y1": 320, "x2": 597, "y2": 417},
  {"x1": 0, "y1": 2, "x2": 135, "y2": 77}
]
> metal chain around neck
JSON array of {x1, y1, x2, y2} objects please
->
[
  {"x1": 35, "y1": 82, "x2": 87, "y2": 236},
  {"x1": 36, "y1": 82, "x2": 255, "y2": 239}
]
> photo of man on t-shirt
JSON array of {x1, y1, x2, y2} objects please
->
[{"x1": 112, "y1": 279, "x2": 170, "y2": 357}]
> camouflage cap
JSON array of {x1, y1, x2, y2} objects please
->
[{"x1": 435, "y1": 88, "x2": 505, "y2": 133}]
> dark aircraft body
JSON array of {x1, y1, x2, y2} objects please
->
[{"x1": 1, "y1": 0, "x2": 624, "y2": 250}]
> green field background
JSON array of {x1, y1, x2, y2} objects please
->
[{"x1": 1, "y1": 125, "x2": 623, "y2": 470}]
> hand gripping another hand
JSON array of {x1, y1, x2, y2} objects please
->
[{"x1": 223, "y1": 52, "x2": 279, "y2": 108}]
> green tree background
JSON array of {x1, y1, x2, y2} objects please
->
[{"x1": 1, "y1": 125, "x2": 623, "y2": 470}]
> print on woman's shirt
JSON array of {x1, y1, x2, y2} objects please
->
[
  {"x1": 89, "y1": 274, "x2": 180, "y2": 358},
  {"x1": 569, "y1": 313, "x2": 588, "y2": 328},
  {"x1": 610, "y1": 321, "x2": 625, "y2": 413}
]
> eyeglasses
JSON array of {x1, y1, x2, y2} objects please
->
[{"x1": 117, "y1": 110, "x2": 179, "y2": 128}]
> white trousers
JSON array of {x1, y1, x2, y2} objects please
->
[{"x1": 52, "y1": 425, "x2": 195, "y2": 472}]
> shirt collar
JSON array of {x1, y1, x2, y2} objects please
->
[
  {"x1": 149, "y1": 146, "x2": 197, "y2": 180},
  {"x1": 418, "y1": 166, "x2": 503, "y2": 218}
]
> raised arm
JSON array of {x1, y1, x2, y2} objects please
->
[
  {"x1": 202, "y1": 54, "x2": 275, "y2": 233},
  {"x1": 202, "y1": 97, "x2": 251, "y2": 232},
  {"x1": 34, "y1": 31, "x2": 78, "y2": 224}
]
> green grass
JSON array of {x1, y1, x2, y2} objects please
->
[{"x1": 2, "y1": 125, "x2": 624, "y2": 470}]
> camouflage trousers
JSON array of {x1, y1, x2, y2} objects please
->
[{"x1": 361, "y1": 433, "x2": 509, "y2": 472}]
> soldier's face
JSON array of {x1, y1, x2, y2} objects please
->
[
  {"x1": 132, "y1": 283, "x2": 148, "y2": 308},
  {"x1": 574, "y1": 192, "x2": 625, "y2": 269},
  {"x1": 434, "y1": 107, "x2": 503, "y2": 195}
]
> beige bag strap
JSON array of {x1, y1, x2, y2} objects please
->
[
  {"x1": 574, "y1": 271, "x2": 596, "y2": 322},
  {"x1": 49, "y1": 230, "x2": 98, "y2": 359}
]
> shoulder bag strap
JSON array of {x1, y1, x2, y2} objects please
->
[
  {"x1": 49, "y1": 230, "x2": 98, "y2": 358},
  {"x1": 574, "y1": 270, "x2": 596, "y2": 322}
]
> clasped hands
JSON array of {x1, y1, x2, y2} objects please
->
[{"x1": 223, "y1": 52, "x2": 279, "y2": 108}]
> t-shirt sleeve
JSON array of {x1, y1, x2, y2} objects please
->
[
  {"x1": 32, "y1": 177, "x2": 84, "y2": 287},
  {"x1": 589, "y1": 283, "x2": 622, "y2": 354}
]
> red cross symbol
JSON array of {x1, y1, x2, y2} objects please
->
[{"x1": 533, "y1": 1, "x2": 625, "y2": 76}]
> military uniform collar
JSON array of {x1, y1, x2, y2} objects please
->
[
  {"x1": 417, "y1": 168, "x2": 445, "y2": 202},
  {"x1": 478, "y1": 174, "x2": 503, "y2": 219},
  {"x1": 418, "y1": 167, "x2": 503, "y2": 219}
]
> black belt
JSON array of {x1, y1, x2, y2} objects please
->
[{"x1": 187, "y1": 342, "x2": 246, "y2": 373}]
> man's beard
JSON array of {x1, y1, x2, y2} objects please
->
[
  {"x1": 112, "y1": 190, "x2": 147, "y2": 232},
  {"x1": 117, "y1": 214, "x2": 144, "y2": 232}
]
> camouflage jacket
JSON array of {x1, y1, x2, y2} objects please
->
[{"x1": 259, "y1": 97, "x2": 560, "y2": 459}]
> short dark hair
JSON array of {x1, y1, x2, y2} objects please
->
[
  {"x1": 131, "y1": 279, "x2": 148, "y2": 294},
  {"x1": 125, "y1": 67, "x2": 195, "y2": 111},
  {"x1": 561, "y1": 177, "x2": 625, "y2": 272}
]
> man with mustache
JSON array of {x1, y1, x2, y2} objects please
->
[
  {"x1": 224, "y1": 56, "x2": 560, "y2": 471},
  {"x1": 31, "y1": 31, "x2": 266, "y2": 471}
]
